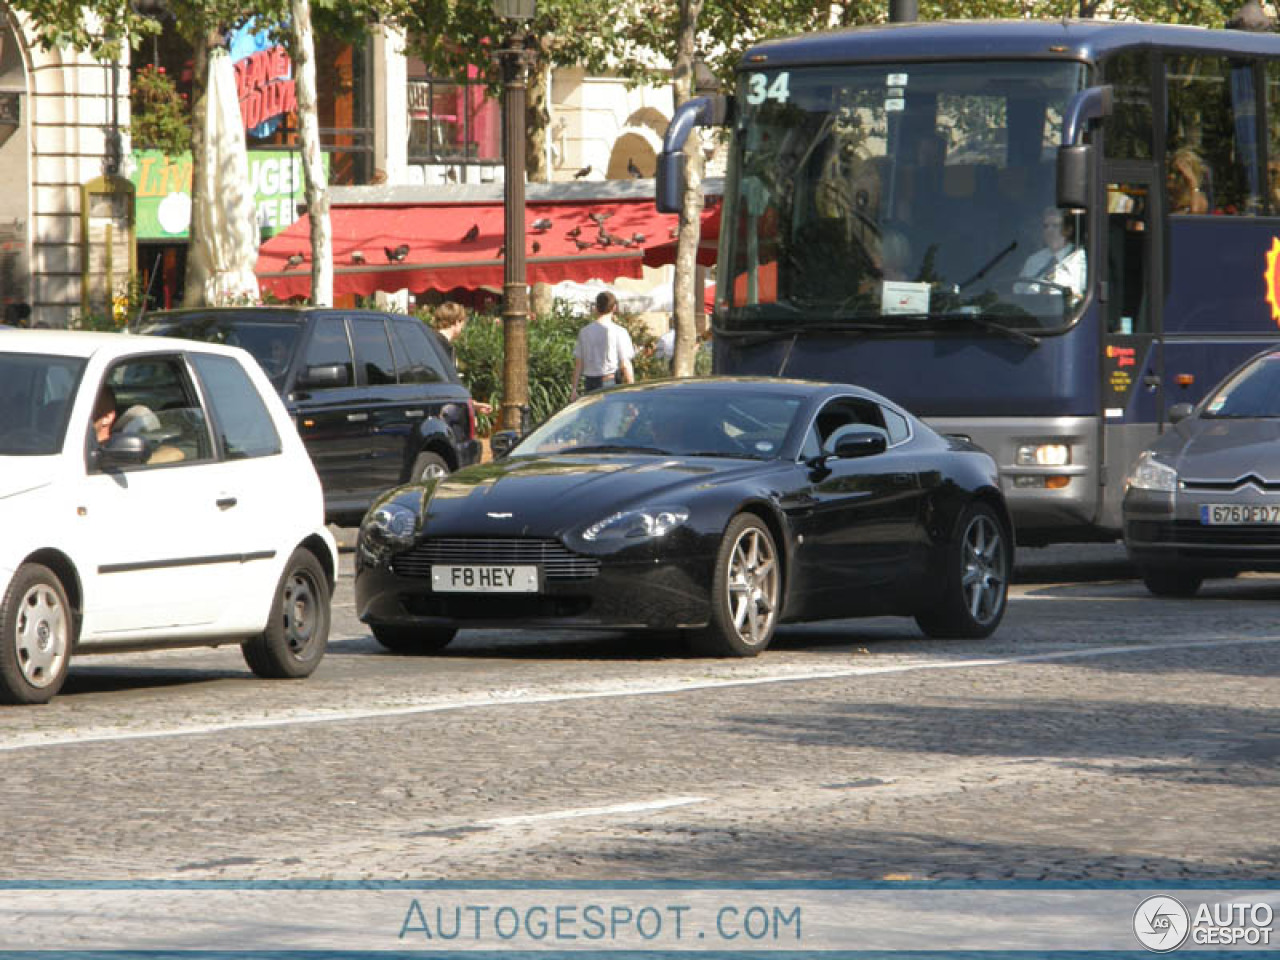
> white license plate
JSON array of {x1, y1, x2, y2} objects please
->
[
  {"x1": 1200, "y1": 504, "x2": 1280, "y2": 525},
  {"x1": 431, "y1": 564, "x2": 539, "y2": 593}
]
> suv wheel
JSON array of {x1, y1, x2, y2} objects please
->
[{"x1": 412, "y1": 451, "x2": 450, "y2": 483}]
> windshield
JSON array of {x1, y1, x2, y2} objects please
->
[
  {"x1": 516, "y1": 387, "x2": 804, "y2": 460},
  {"x1": 140, "y1": 315, "x2": 302, "y2": 389},
  {"x1": 0, "y1": 353, "x2": 86, "y2": 455},
  {"x1": 1204, "y1": 353, "x2": 1280, "y2": 417},
  {"x1": 719, "y1": 60, "x2": 1089, "y2": 336}
]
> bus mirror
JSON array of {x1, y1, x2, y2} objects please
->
[
  {"x1": 1062, "y1": 85, "x2": 1113, "y2": 146},
  {"x1": 1057, "y1": 144, "x2": 1091, "y2": 211},
  {"x1": 655, "y1": 94, "x2": 732, "y2": 213}
]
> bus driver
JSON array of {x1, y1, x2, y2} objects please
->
[{"x1": 1015, "y1": 207, "x2": 1086, "y2": 298}]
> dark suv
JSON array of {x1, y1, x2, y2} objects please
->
[{"x1": 139, "y1": 307, "x2": 481, "y2": 523}]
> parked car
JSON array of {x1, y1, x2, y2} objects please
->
[
  {"x1": 0, "y1": 330, "x2": 337, "y2": 704},
  {"x1": 139, "y1": 307, "x2": 482, "y2": 523},
  {"x1": 1124, "y1": 346, "x2": 1280, "y2": 597},
  {"x1": 355, "y1": 378, "x2": 1013, "y2": 656}
]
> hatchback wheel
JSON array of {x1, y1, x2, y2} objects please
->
[
  {"x1": 692, "y1": 514, "x2": 780, "y2": 657},
  {"x1": 1139, "y1": 566, "x2": 1203, "y2": 598},
  {"x1": 916, "y1": 502, "x2": 1009, "y2": 639},
  {"x1": 0, "y1": 564, "x2": 72, "y2": 705},
  {"x1": 242, "y1": 549, "x2": 330, "y2": 679}
]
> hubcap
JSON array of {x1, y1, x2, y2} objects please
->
[
  {"x1": 726, "y1": 527, "x2": 778, "y2": 647},
  {"x1": 961, "y1": 514, "x2": 1007, "y2": 626},
  {"x1": 15, "y1": 583, "x2": 68, "y2": 688},
  {"x1": 420, "y1": 461, "x2": 448, "y2": 482},
  {"x1": 282, "y1": 572, "x2": 318, "y2": 659}
]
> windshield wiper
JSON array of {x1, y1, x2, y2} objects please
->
[{"x1": 926, "y1": 311, "x2": 1041, "y2": 347}]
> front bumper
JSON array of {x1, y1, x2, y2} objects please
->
[
  {"x1": 1123, "y1": 486, "x2": 1280, "y2": 573},
  {"x1": 356, "y1": 538, "x2": 715, "y2": 631}
]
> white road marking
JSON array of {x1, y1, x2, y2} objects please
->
[
  {"x1": 478, "y1": 796, "x2": 707, "y2": 826},
  {"x1": 2, "y1": 635, "x2": 1276, "y2": 753}
]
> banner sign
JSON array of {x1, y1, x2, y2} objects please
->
[
  {"x1": 228, "y1": 20, "x2": 295, "y2": 138},
  {"x1": 130, "y1": 149, "x2": 324, "y2": 241},
  {"x1": 0, "y1": 884, "x2": 1275, "y2": 953}
]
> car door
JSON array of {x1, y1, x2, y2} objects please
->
[
  {"x1": 187, "y1": 350, "x2": 294, "y2": 631},
  {"x1": 784, "y1": 396, "x2": 924, "y2": 615},
  {"x1": 77, "y1": 354, "x2": 236, "y2": 637},
  {"x1": 389, "y1": 316, "x2": 473, "y2": 461},
  {"x1": 289, "y1": 314, "x2": 365, "y2": 514},
  {"x1": 348, "y1": 314, "x2": 406, "y2": 500}
]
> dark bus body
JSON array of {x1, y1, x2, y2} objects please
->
[{"x1": 665, "y1": 20, "x2": 1280, "y2": 544}]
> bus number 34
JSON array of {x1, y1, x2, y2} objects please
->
[{"x1": 746, "y1": 72, "x2": 790, "y2": 105}]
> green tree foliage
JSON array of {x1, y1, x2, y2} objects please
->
[{"x1": 130, "y1": 63, "x2": 190, "y2": 154}]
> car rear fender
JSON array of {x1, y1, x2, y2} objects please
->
[{"x1": 405, "y1": 418, "x2": 459, "y2": 475}]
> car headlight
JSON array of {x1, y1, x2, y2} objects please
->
[
  {"x1": 582, "y1": 506, "x2": 690, "y2": 541},
  {"x1": 1127, "y1": 452, "x2": 1179, "y2": 492},
  {"x1": 366, "y1": 502, "x2": 418, "y2": 547}
]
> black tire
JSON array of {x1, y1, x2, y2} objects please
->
[
  {"x1": 371, "y1": 624, "x2": 457, "y2": 655},
  {"x1": 412, "y1": 451, "x2": 450, "y2": 484},
  {"x1": 915, "y1": 501, "x2": 1010, "y2": 639},
  {"x1": 690, "y1": 514, "x2": 780, "y2": 657},
  {"x1": 0, "y1": 564, "x2": 73, "y2": 705},
  {"x1": 1140, "y1": 567, "x2": 1203, "y2": 598},
  {"x1": 242, "y1": 549, "x2": 330, "y2": 679}
]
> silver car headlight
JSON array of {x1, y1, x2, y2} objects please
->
[
  {"x1": 1127, "y1": 452, "x2": 1179, "y2": 492},
  {"x1": 582, "y1": 506, "x2": 690, "y2": 542},
  {"x1": 366, "y1": 502, "x2": 418, "y2": 547}
]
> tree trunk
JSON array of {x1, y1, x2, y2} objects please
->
[
  {"x1": 670, "y1": 0, "x2": 705, "y2": 378},
  {"x1": 526, "y1": 60, "x2": 550, "y2": 182},
  {"x1": 291, "y1": 0, "x2": 332, "y2": 306},
  {"x1": 182, "y1": 38, "x2": 210, "y2": 306}
]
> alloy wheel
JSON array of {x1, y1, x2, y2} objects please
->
[
  {"x1": 961, "y1": 513, "x2": 1007, "y2": 626},
  {"x1": 725, "y1": 526, "x2": 779, "y2": 647}
]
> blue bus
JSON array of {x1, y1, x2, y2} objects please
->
[{"x1": 659, "y1": 19, "x2": 1280, "y2": 544}]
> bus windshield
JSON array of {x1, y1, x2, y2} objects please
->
[{"x1": 720, "y1": 60, "x2": 1090, "y2": 336}]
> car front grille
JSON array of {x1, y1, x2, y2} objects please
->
[
  {"x1": 1129, "y1": 520, "x2": 1280, "y2": 548},
  {"x1": 390, "y1": 538, "x2": 601, "y2": 581}
]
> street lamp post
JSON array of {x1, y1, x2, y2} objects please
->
[{"x1": 493, "y1": 0, "x2": 536, "y2": 433}]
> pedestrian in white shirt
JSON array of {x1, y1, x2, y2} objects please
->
[{"x1": 570, "y1": 291, "x2": 635, "y2": 400}]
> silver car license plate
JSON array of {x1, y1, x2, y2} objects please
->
[
  {"x1": 1200, "y1": 504, "x2": 1280, "y2": 525},
  {"x1": 431, "y1": 564, "x2": 539, "y2": 592}
]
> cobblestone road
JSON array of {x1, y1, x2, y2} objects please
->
[{"x1": 1, "y1": 543, "x2": 1277, "y2": 883}]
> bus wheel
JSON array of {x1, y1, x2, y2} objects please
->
[
  {"x1": 916, "y1": 502, "x2": 1010, "y2": 639},
  {"x1": 1139, "y1": 566, "x2": 1202, "y2": 598}
]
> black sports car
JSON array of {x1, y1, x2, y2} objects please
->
[
  {"x1": 1124, "y1": 347, "x2": 1280, "y2": 596},
  {"x1": 355, "y1": 378, "x2": 1013, "y2": 656}
]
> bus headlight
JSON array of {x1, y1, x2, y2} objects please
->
[
  {"x1": 1016, "y1": 443, "x2": 1070, "y2": 466},
  {"x1": 1126, "y1": 452, "x2": 1179, "y2": 492}
]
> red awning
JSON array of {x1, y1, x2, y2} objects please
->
[
  {"x1": 641, "y1": 200, "x2": 721, "y2": 269},
  {"x1": 257, "y1": 198, "x2": 686, "y2": 299}
]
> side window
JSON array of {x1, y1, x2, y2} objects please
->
[
  {"x1": 881, "y1": 407, "x2": 910, "y2": 445},
  {"x1": 351, "y1": 316, "x2": 397, "y2": 385},
  {"x1": 189, "y1": 354, "x2": 282, "y2": 460},
  {"x1": 390, "y1": 319, "x2": 447, "y2": 384},
  {"x1": 1166, "y1": 54, "x2": 1262, "y2": 216},
  {"x1": 1266, "y1": 60, "x2": 1280, "y2": 214},
  {"x1": 813, "y1": 397, "x2": 888, "y2": 451},
  {"x1": 301, "y1": 316, "x2": 354, "y2": 388},
  {"x1": 1103, "y1": 50, "x2": 1153, "y2": 161},
  {"x1": 103, "y1": 355, "x2": 213, "y2": 467}
]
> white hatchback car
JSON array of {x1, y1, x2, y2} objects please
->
[{"x1": 0, "y1": 330, "x2": 337, "y2": 704}]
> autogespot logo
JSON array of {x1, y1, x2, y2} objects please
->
[{"x1": 1134, "y1": 895, "x2": 1191, "y2": 952}]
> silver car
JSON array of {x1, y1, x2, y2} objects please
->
[{"x1": 1124, "y1": 347, "x2": 1280, "y2": 597}]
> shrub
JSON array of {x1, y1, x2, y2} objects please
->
[{"x1": 421, "y1": 299, "x2": 673, "y2": 435}]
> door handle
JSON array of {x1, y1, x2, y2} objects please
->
[
  {"x1": 216, "y1": 497, "x2": 238, "y2": 509},
  {"x1": 347, "y1": 412, "x2": 369, "y2": 422}
]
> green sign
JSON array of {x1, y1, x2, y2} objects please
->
[{"x1": 130, "y1": 149, "x2": 322, "y2": 241}]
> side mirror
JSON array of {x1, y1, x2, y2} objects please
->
[
  {"x1": 490, "y1": 430, "x2": 521, "y2": 459},
  {"x1": 655, "y1": 95, "x2": 732, "y2": 214},
  {"x1": 1056, "y1": 144, "x2": 1091, "y2": 211},
  {"x1": 834, "y1": 432, "x2": 888, "y2": 459},
  {"x1": 94, "y1": 433, "x2": 150, "y2": 468},
  {"x1": 1168, "y1": 402, "x2": 1195, "y2": 424},
  {"x1": 297, "y1": 364, "x2": 349, "y2": 389}
]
